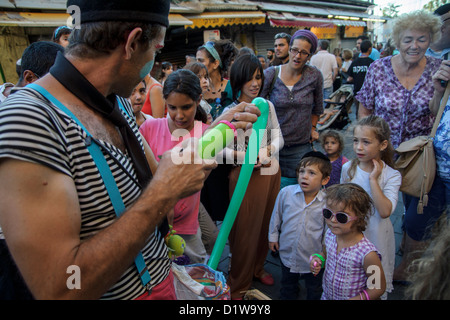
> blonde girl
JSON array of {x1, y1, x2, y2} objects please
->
[{"x1": 340, "y1": 115, "x2": 401, "y2": 298}]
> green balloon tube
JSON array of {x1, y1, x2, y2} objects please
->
[
  {"x1": 198, "y1": 121, "x2": 236, "y2": 159},
  {"x1": 208, "y1": 97, "x2": 270, "y2": 270}
]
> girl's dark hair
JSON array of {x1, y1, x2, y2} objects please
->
[
  {"x1": 197, "y1": 39, "x2": 238, "y2": 76},
  {"x1": 229, "y1": 53, "x2": 265, "y2": 101},
  {"x1": 163, "y1": 69, "x2": 201, "y2": 101},
  {"x1": 52, "y1": 25, "x2": 72, "y2": 43},
  {"x1": 326, "y1": 183, "x2": 374, "y2": 232},
  {"x1": 319, "y1": 129, "x2": 345, "y2": 155},
  {"x1": 163, "y1": 69, "x2": 205, "y2": 121}
]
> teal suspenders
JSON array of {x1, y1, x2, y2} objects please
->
[{"x1": 28, "y1": 83, "x2": 152, "y2": 292}]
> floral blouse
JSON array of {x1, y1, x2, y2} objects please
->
[{"x1": 355, "y1": 56, "x2": 442, "y2": 149}]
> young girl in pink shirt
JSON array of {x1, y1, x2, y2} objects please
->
[{"x1": 139, "y1": 69, "x2": 210, "y2": 264}]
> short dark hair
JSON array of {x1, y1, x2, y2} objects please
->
[
  {"x1": 20, "y1": 41, "x2": 64, "y2": 80},
  {"x1": 357, "y1": 35, "x2": 369, "y2": 41},
  {"x1": 319, "y1": 39, "x2": 329, "y2": 50},
  {"x1": 360, "y1": 40, "x2": 372, "y2": 54},
  {"x1": 66, "y1": 21, "x2": 162, "y2": 58},
  {"x1": 274, "y1": 33, "x2": 292, "y2": 42},
  {"x1": 229, "y1": 53, "x2": 264, "y2": 101},
  {"x1": 296, "y1": 155, "x2": 332, "y2": 180}
]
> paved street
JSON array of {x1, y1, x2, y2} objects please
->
[{"x1": 214, "y1": 102, "x2": 409, "y2": 300}]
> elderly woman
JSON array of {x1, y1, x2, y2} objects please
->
[
  {"x1": 356, "y1": 10, "x2": 444, "y2": 283},
  {"x1": 260, "y1": 30, "x2": 323, "y2": 188}
]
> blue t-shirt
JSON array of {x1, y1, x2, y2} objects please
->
[{"x1": 434, "y1": 98, "x2": 450, "y2": 181}]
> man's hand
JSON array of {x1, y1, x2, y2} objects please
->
[
  {"x1": 150, "y1": 138, "x2": 217, "y2": 201},
  {"x1": 213, "y1": 102, "x2": 261, "y2": 131}
]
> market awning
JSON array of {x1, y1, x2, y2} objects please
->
[
  {"x1": 267, "y1": 12, "x2": 366, "y2": 28},
  {"x1": 185, "y1": 11, "x2": 266, "y2": 29},
  {"x1": 0, "y1": 12, "x2": 193, "y2": 27}
]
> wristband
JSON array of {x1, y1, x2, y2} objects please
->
[{"x1": 218, "y1": 120, "x2": 237, "y2": 135}]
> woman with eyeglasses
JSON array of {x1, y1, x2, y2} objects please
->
[
  {"x1": 310, "y1": 183, "x2": 386, "y2": 300},
  {"x1": 260, "y1": 29, "x2": 324, "y2": 189}
]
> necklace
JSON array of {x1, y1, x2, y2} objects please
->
[{"x1": 208, "y1": 79, "x2": 224, "y2": 94}]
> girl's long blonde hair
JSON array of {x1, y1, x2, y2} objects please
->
[{"x1": 344, "y1": 115, "x2": 395, "y2": 181}]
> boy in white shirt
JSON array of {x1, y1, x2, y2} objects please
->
[{"x1": 269, "y1": 151, "x2": 331, "y2": 300}]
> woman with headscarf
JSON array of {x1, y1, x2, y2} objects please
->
[{"x1": 260, "y1": 30, "x2": 324, "y2": 189}]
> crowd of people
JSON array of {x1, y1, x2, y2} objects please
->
[{"x1": 0, "y1": 0, "x2": 449, "y2": 301}]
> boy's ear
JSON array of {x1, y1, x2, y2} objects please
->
[{"x1": 322, "y1": 175, "x2": 330, "y2": 186}]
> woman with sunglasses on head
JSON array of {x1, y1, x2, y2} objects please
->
[
  {"x1": 311, "y1": 183, "x2": 386, "y2": 300},
  {"x1": 260, "y1": 30, "x2": 324, "y2": 189},
  {"x1": 340, "y1": 115, "x2": 401, "y2": 299},
  {"x1": 196, "y1": 39, "x2": 238, "y2": 120}
]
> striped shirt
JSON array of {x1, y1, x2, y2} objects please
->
[
  {"x1": 322, "y1": 228, "x2": 380, "y2": 300},
  {"x1": 0, "y1": 88, "x2": 170, "y2": 300}
]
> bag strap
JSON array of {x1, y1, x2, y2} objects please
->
[
  {"x1": 430, "y1": 81, "x2": 450, "y2": 137},
  {"x1": 266, "y1": 65, "x2": 280, "y2": 99},
  {"x1": 28, "y1": 83, "x2": 153, "y2": 292}
]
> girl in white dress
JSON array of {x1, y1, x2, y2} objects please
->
[{"x1": 340, "y1": 115, "x2": 401, "y2": 298}]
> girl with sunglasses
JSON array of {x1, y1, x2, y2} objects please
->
[
  {"x1": 310, "y1": 183, "x2": 386, "y2": 300},
  {"x1": 340, "y1": 115, "x2": 401, "y2": 298}
]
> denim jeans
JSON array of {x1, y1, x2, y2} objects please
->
[
  {"x1": 403, "y1": 174, "x2": 447, "y2": 241},
  {"x1": 280, "y1": 262, "x2": 323, "y2": 300},
  {"x1": 279, "y1": 143, "x2": 313, "y2": 178}
]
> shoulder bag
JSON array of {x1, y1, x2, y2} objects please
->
[{"x1": 394, "y1": 82, "x2": 450, "y2": 213}]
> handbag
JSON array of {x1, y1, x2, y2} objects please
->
[{"x1": 394, "y1": 82, "x2": 450, "y2": 213}]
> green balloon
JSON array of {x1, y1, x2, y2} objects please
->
[{"x1": 208, "y1": 97, "x2": 270, "y2": 270}]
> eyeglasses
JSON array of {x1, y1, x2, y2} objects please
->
[
  {"x1": 289, "y1": 48, "x2": 311, "y2": 58},
  {"x1": 322, "y1": 208, "x2": 358, "y2": 224}
]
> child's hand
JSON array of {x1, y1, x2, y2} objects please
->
[
  {"x1": 310, "y1": 256, "x2": 322, "y2": 275},
  {"x1": 369, "y1": 159, "x2": 382, "y2": 181},
  {"x1": 269, "y1": 241, "x2": 279, "y2": 253}
]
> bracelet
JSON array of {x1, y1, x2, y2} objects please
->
[
  {"x1": 310, "y1": 253, "x2": 325, "y2": 264},
  {"x1": 359, "y1": 292, "x2": 364, "y2": 300},
  {"x1": 363, "y1": 289, "x2": 370, "y2": 301}
]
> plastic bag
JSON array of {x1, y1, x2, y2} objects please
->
[{"x1": 172, "y1": 263, "x2": 230, "y2": 300}]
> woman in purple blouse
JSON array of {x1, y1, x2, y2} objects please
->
[
  {"x1": 356, "y1": 11, "x2": 445, "y2": 283},
  {"x1": 260, "y1": 30, "x2": 324, "y2": 188}
]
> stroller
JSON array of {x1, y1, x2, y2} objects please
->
[{"x1": 317, "y1": 84, "x2": 354, "y2": 131}]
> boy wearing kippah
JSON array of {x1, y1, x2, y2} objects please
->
[{"x1": 268, "y1": 151, "x2": 331, "y2": 300}]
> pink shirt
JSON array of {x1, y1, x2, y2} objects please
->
[{"x1": 139, "y1": 118, "x2": 209, "y2": 234}]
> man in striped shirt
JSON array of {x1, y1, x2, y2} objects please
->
[{"x1": 0, "y1": 0, "x2": 260, "y2": 300}]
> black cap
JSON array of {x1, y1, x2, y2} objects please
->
[
  {"x1": 301, "y1": 151, "x2": 330, "y2": 162},
  {"x1": 434, "y1": 3, "x2": 450, "y2": 16},
  {"x1": 67, "y1": 0, "x2": 170, "y2": 27}
]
